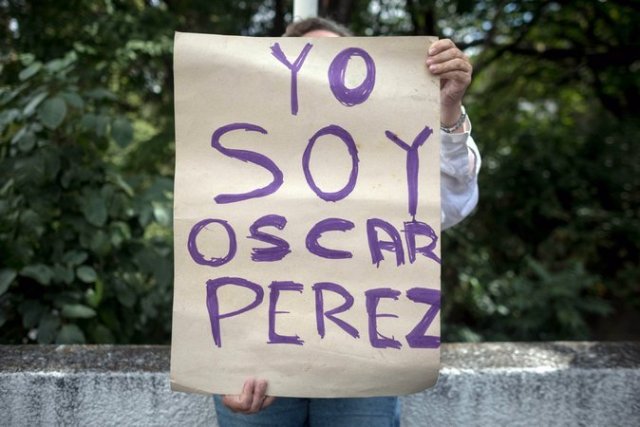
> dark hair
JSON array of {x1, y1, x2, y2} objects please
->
[{"x1": 284, "y1": 17, "x2": 352, "y2": 37}]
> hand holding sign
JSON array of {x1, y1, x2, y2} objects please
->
[
  {"x1": 221, "y1": 379, "x2": 275, "y2": 414},
  {"x1": 427, "y1": 38, "x2": 473, "y2": 129}
]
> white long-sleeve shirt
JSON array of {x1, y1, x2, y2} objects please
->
[{"x1": 440, "y1": 118, "x2": 481, "y2": 230}]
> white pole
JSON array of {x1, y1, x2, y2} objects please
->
[{"x1": 293, "y1": 0, "x2": 318, "y2": 20}]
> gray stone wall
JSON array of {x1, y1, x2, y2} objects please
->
[{"x1": 1, "y1": 342, "x2": 638, "y2": 426}]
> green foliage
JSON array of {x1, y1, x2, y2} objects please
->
[
  {"x1": 0, "y1": 52, "x2": 173, "y2": 344},
  {"x1": 438, "y1": 0, "x2": 640, "y2": 341},
  {"x1": 442, "y1": 99, "x2": 640, "y2": 341},
  {"x1": 1, "y1": 0, "x2": 638, "y2": 344}
]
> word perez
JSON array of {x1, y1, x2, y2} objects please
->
[{"x1": 207, "y1": 277, "x2": 440, "y2": 350}]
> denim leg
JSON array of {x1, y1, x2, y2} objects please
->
[
  {"x1": 214, "y1": 395, "x2": 310, "y2": 427},
  {"x1": 308, "y1": 396, "x2": 400, "y2": 427}
]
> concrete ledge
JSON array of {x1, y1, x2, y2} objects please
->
[{"x1": 1, "y1": 342, "x2": 638, "y2": 426}]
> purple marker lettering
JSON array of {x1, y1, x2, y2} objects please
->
[
  {"x1": 206, "y1": 277, "x2": 264, "y2": 347},
  {"x1": 188, "y1": 218, "x2": 236, "y2": 267},
  {"x1": 268, "y1": 281, "x2": 304, "y2": 345},
  {"x1": 312, "y1": 282, "x2": 359, "y2": 339},
  {"x1": 365, "y1": 288, "x2": 402, "y2": 349},
  {"x1": 302, "y1": 125, "x2": 359, "y2": 202},
  {"x1": 306, "y1": 218, "x2": 355, "y2": 259},
  {"x1": 328, "y1": 47, "x2": 376, "y2": 106},
  {"x1": 366, "y1": 218, "x2": 405, "y2": 267},
  {"x1": 405, "y1": 287, "x2": 441, "y2": 348},
  {"x1": 403, "y1": 220, "x2": 441, "y2": 264},
  {"x1": 270, "y1": 42, "x2": 313, "y2": 115},
  {"x1": 211, "y1": 123, "x2": 283, "y2": 204},
  {"x1": 248, "y1": 214, "x2": 291, "y2": 262},
  {"x1": 384, "y1": 127, "x2": 433, "y2": 220}
]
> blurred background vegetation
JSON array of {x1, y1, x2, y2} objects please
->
[{"x1": 0, "y1": 0, "x2": 638, "y2": 344}]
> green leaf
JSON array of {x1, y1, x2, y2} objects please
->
[
  {"x1": 17, "y1": 131, "x2": 36, "y2": 152},
  {"x1": 0, "y1": 178, "x2": 14, "y2": 196},
  {"x1": 0, "y1": 108, "x2": 20, "y2": 131},
  {"x1": 56, "y1": 324, "x2": 86, "y2": 344},
  {"x1": 37, "y1": 313, "x2": 60, "y2": 344},
  {"x1": 11, "y1": 125, "x2": 36, "y2": 153},
  {"x1": 116, "y1": 280, "x2": 136, "y2": 308},
  {"x1": 1, "y1": 85, "x2": 23, "y2": 107},
  {"x1": 99, "y1": 307, "x2": 121, "y2": 334},
  {"x1": 45, "y1": 57, "x2": 71, "y2": 73},
  {"x1": 111, "y1": 117, "x2": 133, "y2": 148},
  {"x1": 86, "y1": 278, "x2": 104, "y2": 307},
  {"x1": 112, "y1": 174, "x2": 134, "y2": 197},
  {"x1": 19, "y1": 62, "x2": 42, "y2": 81},
  {"x1": 18, "y1": 209, "x2": 45, "y2": 239},
  {"x1": 95, "y1": 114, "x2": 109, "y2": 138},
  {"x1": 81, "y1": 113, "x2": 96, "y2": 130},
  {"x1": 19, "y1": 53, "x2": 36, "y2": 66},
  {"x1": 48, "y1": 51, "x2": 77, "y2": 71},
  {"x1": 61, "y1": 91, "x2": 84, "y2": 109},
  {"x1": 20, "y1": 209, "x2": 40, "y2": 227},
  {"x1": 11, "y1": 126, "x2": 28, "y2": 144},
  {"x1": 110, "y1": 221, "x2": 131, "y2": 247},
  {"x1": 60, "y1": 169, "x2": 74, "y2": 189},
  {"x1": 81, "y1": 193, "x2": 108, "y2": 226},
  {"x1": 153, "y1": 202, "x2": 171, "y2": 226},
  {"x1": 40, "y1": 145, "x2": 61, "y2": 180},
  {"x1": 62, "y1": 303, "x2": 97, "y2": 319},
  {"x1": 63, "y1": 250, "x2": 88, "y2": 266},
  {"x1": 20, "y1": 300, "x2": 45, "y2": 329},
  {"x1": 90, "y1": 230, "x2": 111, "y2": 256},
  {"x1": 91, "y1": 324, "x2": 115, "y2": 344},
  {"x1": 38, "y1": 96, "x2": 67, "y2": 129},
  {"x1": 77, "y1": 265, "x2": 97, "y2": 283},
  {"x1": 52, "y1": 264, "x2": 75, "y2": 284},
  {"x1": 0, "y1": 269, "x2": 17, "y2": 296},
  {"x1": 23, "y1": 92, "x2": 48, "y2": 116},
  {"x1": 138, "y1": 204, "x2": 153, "y2": 226},
  {"x1": 21, "y1": 264, "x2": 53, "y2": 285}
]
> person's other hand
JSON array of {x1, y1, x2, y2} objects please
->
[
  {"x1": 426, "y1": 38, "x2": 473, "y2": 129},
  {"x1": 222, "y1": 378, "x2": 276, "y2": 414}
]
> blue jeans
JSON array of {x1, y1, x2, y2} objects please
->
[{"x1": 214, "y1": 395, "x2": 400, "y2": 427}]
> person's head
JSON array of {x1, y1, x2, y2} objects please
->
[{"x1": 283, "y1": 17, "x2": 352, "y2": 38}]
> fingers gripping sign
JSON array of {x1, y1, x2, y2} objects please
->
[
  {"x1": 426, "y1": 38, "x2": 473, "y2": 128},
  {"x1": 222, "y1": 379, "x2": 275, "y2": 414}
]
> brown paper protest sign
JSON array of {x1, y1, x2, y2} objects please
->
[{"x1": 171, "y1": 32, "x2": 441, "y2": 397}]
